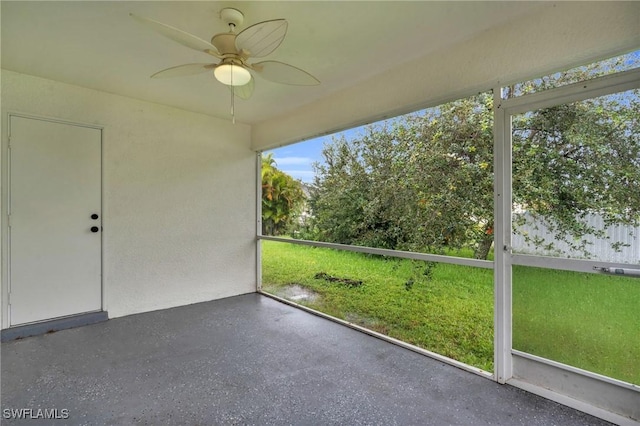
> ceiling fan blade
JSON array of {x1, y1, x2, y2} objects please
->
[
  {"x1": 252, "y1": 61, "x2": 320, "y2": 86},
  {"x1": 130, "y1": 13, "x2": 220, "y2": 57},
  {"x1": 229, "y1": 75, "x2": 255, "y2": 100},
  {"x1": 151, "y1": 63, "x2": 216, "y2": 79},
  {"x1": 235, "y1": 19, "x2": 287, "y2": 58}
]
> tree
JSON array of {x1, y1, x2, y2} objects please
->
[
  {"x1": 312, "y1": 93, "x2": 495, "y2": 257},
  {"x1": 261, "y1": 154, "x2": 305, "y2": 236},
  {"x1": 512, "y1": 91, "x2": 640, "y2": 256},
  {"x1": 311, "y1": 55, "x2": 640, "y2": 259},
  {"x1": 507, "y1": 54, "x2": 640, "y2": 256}
]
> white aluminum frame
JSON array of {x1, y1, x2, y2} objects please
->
[
  {"x1": 492, "y1": 86, "x2": 513, "y2": 384},
  {"x1": 259, "y1": 235, "x2": 492, "y2": 269},
  {"x1": 256, "y1": 152, "x2": 263, "y2": 292},
  {"x1": 500, "y1": 67, "x2": 640, "y2": 422},
  {"x1": 255, "y1": 66, "x2": 640, "y2": 423}
]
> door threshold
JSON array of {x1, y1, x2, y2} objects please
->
[{"x1": 1, "y1": 311, "x2": 108, "y2": 342}]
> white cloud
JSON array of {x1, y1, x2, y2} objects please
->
[
  {"x1": 273, "y1": 156, "x2": 312, "y2": 166},
  {"x1": 284, "y1": 170, "x2": 315, "y2": 182}
]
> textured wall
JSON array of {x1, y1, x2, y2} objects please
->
[
  {"x1": 251, "y1": 1, "x2": 640, "y2": 150},
  {"x1": 1, "y1": 70, "x2": 255, "y2": 324}
]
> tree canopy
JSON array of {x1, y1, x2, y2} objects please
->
[
  {"x1": 309, "y1": 56, "x2": 639, "y2": 259},
  {"x1": 261, "y1": 154, "x2": 305, "y2": 236}
]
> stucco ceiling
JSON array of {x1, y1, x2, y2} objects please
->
[{"x1": 1, "y1": 1, "x2": 548, "y2": 126}]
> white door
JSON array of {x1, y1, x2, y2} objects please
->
[{"x1": 9, "y1": 116, "x2": 102, "y2": 326}]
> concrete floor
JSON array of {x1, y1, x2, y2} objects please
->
[{"x1": 1, "y1": 293, "x2": 611, "y2": 425}]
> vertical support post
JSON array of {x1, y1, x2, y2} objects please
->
[
  {"x1": 2, "y1": 121, "x2": 9, "y2": 329},
  {"x1": 493, "y1": 87, "x2": 513, "y2": 384},
  {"x1": 256, "y1": 152, "x2": 263, "y2": 292},
  {"x1": 2, "y1": 117, "x2": 10, "y2": 329}
]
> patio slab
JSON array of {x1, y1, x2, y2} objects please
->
[{"x1": 1, "y1": 293, "x2": 611, "y2": 425}]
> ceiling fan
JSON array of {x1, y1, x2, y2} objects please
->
[{"x1": 131, "y1": 8, "x2": 320, "y2": 121}]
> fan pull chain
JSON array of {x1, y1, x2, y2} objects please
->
[{"x1": 231, "y1": 87, "x2": 236, "y2": 124}]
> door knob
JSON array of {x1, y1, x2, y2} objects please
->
[
  {"x1": 90, "y1": 226, "x2": 100, "y2": 233},
  {"x1": 91, "y1": 214, "x2": 99, "y2": 220}
]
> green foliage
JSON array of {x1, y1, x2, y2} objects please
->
[
  {"x1": 312, "y1": 93, "x2": 495, "y2": 258},
  {"x1": 504, "y1": 54, "x2": 638, "y2": 98},
  {"x1": 311, "y1": 55, "x2": 640, "y2": 259},
  {"x1": 262, "y1": 241, "x2": 640, "y2": 384},
  {"x1": 512, "y1": 91, "x2": 640, "y2": 256},
  {"x1": 261, "y1": 154, "x2": 305, "y2": 236}
]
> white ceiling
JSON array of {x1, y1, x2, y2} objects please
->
[{"x1": 1, "y1": 1, "x2": 546, "y2": 125}]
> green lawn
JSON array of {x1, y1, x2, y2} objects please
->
[
  {"x1": 513, "y1": 266, "x2": 640, "y2": 384},
  {"x1": 261, "y1": 240, "x2": 640, "y2": 384},
  {"x1": 262, "y1": 241, "x2": 494, "y2": 371}
]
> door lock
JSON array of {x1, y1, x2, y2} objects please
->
[
  {"x1": 91, "y1": 214, "x2": 99, "y2": 220},
  {"x1": 90, "y1": 226, "x2": 100, "y2": 233}
]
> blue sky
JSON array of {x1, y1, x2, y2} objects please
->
[
  {"x1": 265, "y1": 136, "x2": 326, "y2": 183},
  {"x1": 265, "y1": 127, "x2": 367, "y2": 183}
]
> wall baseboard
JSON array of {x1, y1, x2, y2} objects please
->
[{"x1": 1, "y1": 311, "x2": 108, "y2": 342}]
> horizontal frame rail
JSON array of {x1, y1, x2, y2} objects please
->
[
  {"x1": 510, "y1": 351, "x2": 640, "y2": 424},
  {"x1": 500, "y1": 67, "x2": 640, "y2": 115},
  {"x1": 512, "y1": 350, "x2": 640, "y2": 391},
  {"x1": 512, "y1": 253, "x2": 640, "y2": 276},
  {"x1": 258, "y1": 235, "x2": 494, "y2": 269}
]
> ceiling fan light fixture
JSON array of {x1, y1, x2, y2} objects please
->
[{"x1": 214, "y1": 64, "x2": 251, "y2": 86}]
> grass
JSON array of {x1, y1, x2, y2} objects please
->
[
  {"x1": 513, "y1": 266, "x2": 640, "y2": 384},
  {"x1": 261, "y1": 240, "x2": 640, "y2": 385},
  {"x1": 262, "y1": 241, "x2": 494, "y2": 371}
]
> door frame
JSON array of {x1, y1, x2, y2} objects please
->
[
  {"x1": 493, "y1": 68, "x2": 640, "y2": 423},
  {"x1": 2, "y1": 112, "x2": 106, "y2": 329}
]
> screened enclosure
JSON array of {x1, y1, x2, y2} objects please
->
[{"x1": 259, "y1": 53, "x2": 640, "y2": 422}]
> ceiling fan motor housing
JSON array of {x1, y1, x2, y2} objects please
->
[
  {"x1": 220, "y1": 8, "x2": 244, "y2": 28},
  {"x1": 211, "y1": 33, "x2": 239, "y2": 55}
]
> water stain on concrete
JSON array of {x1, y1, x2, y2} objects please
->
[{"x1": 270, "y1": 284, "x2": 321, "y2": 304}]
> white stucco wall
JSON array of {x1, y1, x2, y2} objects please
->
[{"x1": 1, "y1": 70, "x2": 256, "y2": 324}]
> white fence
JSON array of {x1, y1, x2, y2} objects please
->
[{"x1": 512, "y1": 212, "x2": 640, "y2": 264}]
